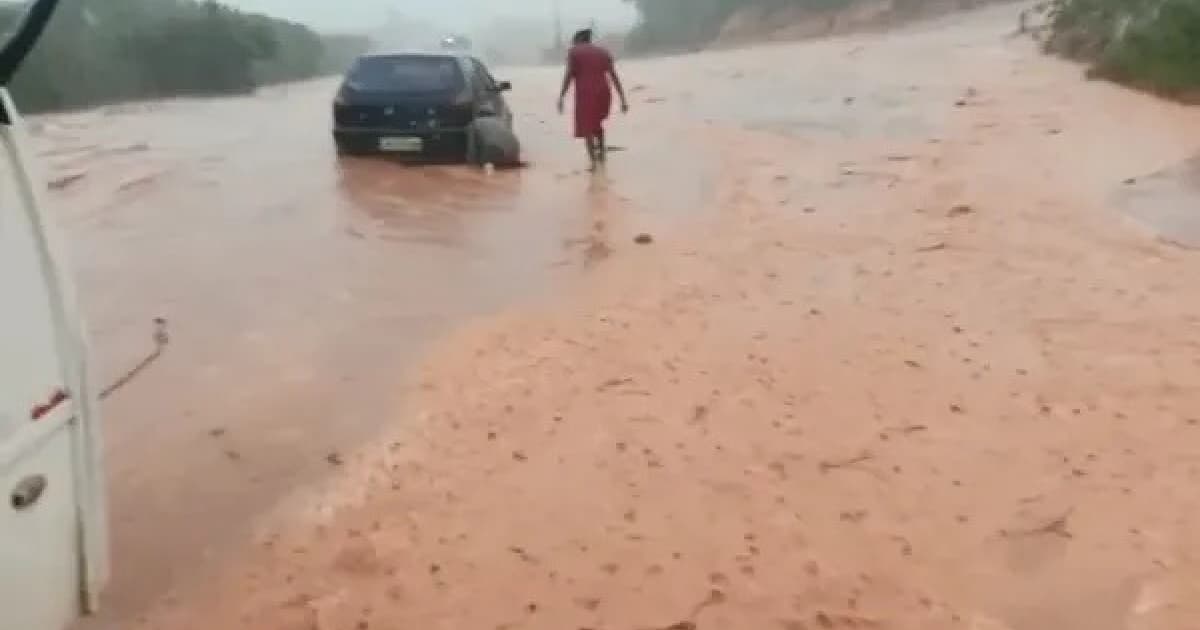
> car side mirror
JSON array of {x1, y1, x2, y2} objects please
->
[{"x1": 494, "y1": 81, "x2": 512, "y2": 92}]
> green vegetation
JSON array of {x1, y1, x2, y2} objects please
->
[
  {"x1": 624, "y1": 0, "x2": 1200, "y2": 97},
  {"x1": 623, "y1": 0, "x2": 997, "y2": 53},
  {"x1": 0, "y1": 0, "x2": 371, "y2": 113},
  {"x1": 624, "y1": 0, "x2": 857, "y2": 52},
  {"x1": 624, "y1": 0, "x2": 752, "y2": 52},
  {"x1": 1044, "y1": 0, "x2": 1200, "y2": 97}
]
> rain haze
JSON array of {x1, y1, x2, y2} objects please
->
[{"x1": 228, "y1": 0, "x2": 637, "y2": 33}]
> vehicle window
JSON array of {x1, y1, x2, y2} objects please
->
[
  {"x1": 471, "y1": 59, "x2": 497, "y2": 91},
  {"x1": 345, "y1": 56, "x2": 465, "y2": 94},
  {"x1": 464, "y1": 63, "x2": 485, "y2": 95}
]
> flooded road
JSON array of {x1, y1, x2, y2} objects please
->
[
  {"x1": 44, "y1": 73, "x2": 716, "y2": 620},
  {"x1": 45, "y1": 3, "x2": 1200, "y2": 629}
]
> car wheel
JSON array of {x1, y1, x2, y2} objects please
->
[
  {"x1": 468, "y1": 118, "x2": 521, "y2": 167},
  {"x1": 464, "y1": 124, "x2": 481, "y2": 166},
  {"x1": 334, "y1": 136, "x2": 361, "y2": 157}
]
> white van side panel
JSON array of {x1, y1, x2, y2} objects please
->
[
  {"x1": 0, "y1": 120, "x2": 67, "y2": 445},
  {"x1": 0, "y1": 88, "x2": 107, "y2": 627},
  {"x1": 0, "y1": 431, "x2": 82, "y2": 630}
]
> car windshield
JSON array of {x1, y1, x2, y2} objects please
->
[{"x1": 345, "y1": 56, "x2": 464, "y2": 94}]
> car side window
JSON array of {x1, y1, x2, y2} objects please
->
[
  {"x1": 455, "y1": 58, "x2": 480, "y2": 95},
  {"x1": 471, "y1": 59, "x2": 496, "y2": 92}
]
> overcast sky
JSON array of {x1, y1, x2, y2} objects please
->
[{"x1": 228, "y1": 0, "x2": 637, "y2": 32}]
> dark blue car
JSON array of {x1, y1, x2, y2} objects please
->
[{"x1": 332, "y1": 52, "x2": 516, "y2": 162}]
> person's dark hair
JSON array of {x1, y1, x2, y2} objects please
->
[{"x1": 572, "y1": 28, "x2": 593, "y2": 45}]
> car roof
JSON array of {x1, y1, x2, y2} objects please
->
[{"x1": 357, "y1": 51, "x2": 475, "y2": 62}]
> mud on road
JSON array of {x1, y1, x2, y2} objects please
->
[
  {"x1": 50, "y1": 62, "x2": 715, "y2": 623},
  {"x1": 55, "y1": 4, "x2": 1200, "y2": 630}
]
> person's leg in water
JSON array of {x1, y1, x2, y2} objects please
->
[
  {"x1": 583, "y1": 135, "x2": 604, "y2": 169},
  {"x1": 582, "y1": 129, "x2": 606, "y2": 170},
  {"x1": 584, "y1": 135, "x2": 600, "y2": 169},
  {"x1": 595, "y1": 127, "x2": 607, "y2": 164}
]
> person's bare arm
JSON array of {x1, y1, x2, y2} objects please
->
[
  {"x1": 608, "y1": 56, "x2": 629, "y2": 113},
  {"x1": 557, "y1": 56, "x2": 573, "y2": 113}
]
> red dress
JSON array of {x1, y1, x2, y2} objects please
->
[{"x1": 567, "y1": 43, "x2": 614, "y2": 138}]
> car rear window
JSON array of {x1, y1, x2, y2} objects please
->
[{"x1": 345, "y1": 56, "x2": 465, "y2": 94}]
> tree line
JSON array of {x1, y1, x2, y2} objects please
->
[{"x1": 0, "y1": 0, "x2": 371, "y2": 113}]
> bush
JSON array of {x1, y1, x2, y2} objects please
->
[{"x1": 1046, "y1": 0, "x2": 1200, "y2": 96}]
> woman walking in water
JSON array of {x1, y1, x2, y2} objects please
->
[{"x1": 558, "y1": 28, "x2": 629, "y2": 170}]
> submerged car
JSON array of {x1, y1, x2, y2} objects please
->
[{"x1": 332, "y1": 52, "x2": 518, "y2": 163}]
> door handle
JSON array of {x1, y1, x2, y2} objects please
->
[{"x1": 11, "y1": 474, "x2": 47, "y2": 511}]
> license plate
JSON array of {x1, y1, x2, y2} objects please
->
[{"x1": 379, "y1": 136, "x2": 423, "y2": 152}]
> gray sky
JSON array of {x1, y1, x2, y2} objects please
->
[{"x1": 229, "y1": 0, "x2": 636, "y2": 33}]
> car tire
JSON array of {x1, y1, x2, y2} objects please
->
[
  {"x1": 334, "y1": 136, "x2": 362, "y2": 157},
  {"x1": 464, "y1": 125, "x2": 481, "y2": 166},
  {"x1": 466, "y1": 118, "x2": 520, "y2": 168}
]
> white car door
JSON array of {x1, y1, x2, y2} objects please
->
[{"x1": 0, "y1": 85, "x2": 107, "y2": 630}]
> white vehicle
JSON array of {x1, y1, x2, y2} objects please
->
[{"x1": 0, "y1": 1, "x2": 108, "y2": 628}]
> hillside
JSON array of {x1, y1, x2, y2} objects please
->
[{"x1": 624, "y1": 0, "x2": 1013, "y2": 52}]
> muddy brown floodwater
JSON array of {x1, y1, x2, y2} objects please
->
[
  {"x1": 47, "y1": 67, "x2": 714, "y2": 625},
  {"x1": 51, "y1": 4, "x2": 1200, "y2": 630}
]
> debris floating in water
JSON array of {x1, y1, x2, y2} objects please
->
[{"x1": 48, "y1": 172, "x2": 86, "y2": 190}]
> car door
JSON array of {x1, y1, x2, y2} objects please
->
[
  {"x1": 0, "y1": 86, "x2": 107, "y2": 630},
  {"x1": 470, "y1": 58, "x2": 511, "y2": 128}
]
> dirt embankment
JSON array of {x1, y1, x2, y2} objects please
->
[{"x1": 715, "y1": 0, "x2": 1019, "y2": 46}]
